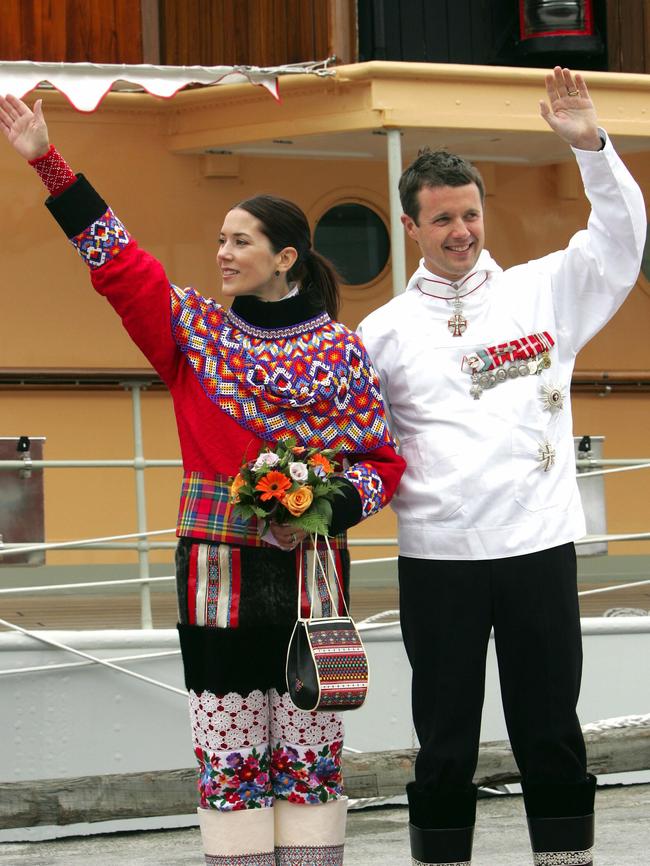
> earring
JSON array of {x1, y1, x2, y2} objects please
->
[{"x1": 275, "y1": 270, "x2": 280, "y2": 277}]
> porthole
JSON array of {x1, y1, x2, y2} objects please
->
[{"x1": 314, "y1": 203, "x2": 390, "y2": 286}]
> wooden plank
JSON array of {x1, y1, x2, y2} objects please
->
[
  {"x1": 141, "y1": 0, "x2": 161, "y2": 64},
  {"x1": 616, "y1": 0, "x2": 646, "y2": 72},
  {"x1": 1, "y1": 727, "x2": 648, "y2": 827},
  {"x1": 285, "y1": 0, "x2": 314, "y2": 64},
  {"x1": 0, "y1": 0, "x2": 67, "y2": 62},
  {"x1": 328, "y1": 0, "x2": 356, "y2": 64},
  {"x1": 250, "y1": 0, "x2": 277, "y2": 66},
  {"x1": 64, "y1": 0, "x2": 143, "y2": 64},
  {"x1": 313, "y1": 0, "x2": 331, "y2": 62},
  {"x1": 4, "y1": 580, "x2": 646, "y2": 632},
  {"x1": 0, "y1": 0, "x2": 22, "y2": 60},
  {"x1": 606, "y1": 0, "x2": 623, "y2": 71}
]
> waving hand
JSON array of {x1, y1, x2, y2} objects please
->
[
  {"x1": 0, "y1": 95, "x2": 50, "y2": 160},
  {"x1": 539, "y1": 67, "x2": 601, "y2": 152}
]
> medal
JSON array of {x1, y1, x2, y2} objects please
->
[
  {"x1": 448, "y1": 308, "x2": 468, "y2": 337},
  {"x1": 538, "y1": 441, "x2": 556, "y2": 472},
  {"x1": 417, "y1": 272, "x2": 488, "y2": 337},
  {"x1": 461, "y1": 330, "x2": 555, "y2": 399},
  {"x1": 540, "y1": 382, "x2": 565, "y2": 412}
]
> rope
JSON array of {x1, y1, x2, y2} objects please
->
[
  {"x1": 582, "y1": 713, "x2": 650, "y2": 734},
  {"x1": 0, "y1": 617, "x2": 187, "y2": 696},
  {"x1": 0, "y1": 527, "x2": 176, "y2": 557}
]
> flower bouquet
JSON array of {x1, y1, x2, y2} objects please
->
[{"x1": 230, "y1": 436, "x2": 345, "y2": 536}]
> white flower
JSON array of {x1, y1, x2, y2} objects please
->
[
  {"x1": 253, "y1": 452, "x2": 280, "y2": 471},
  {"x1": 289, "y1": 461, "x2": 308, "y2": 482}
]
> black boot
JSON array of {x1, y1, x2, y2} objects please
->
[
  {"x1": 523, "y1": 775, "x2": 596, "y2": 866},
  {"x1": 406, "y1": 782, "x2": 477, "y2": 865}
]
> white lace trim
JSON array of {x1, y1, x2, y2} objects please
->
[
  {"x1": 270, "y1": 689, "x2": 344, "y2": 745},
  {"x1": 189, "y1": 688, "x2": 345, "y2": 750},
  {"x1": 533, "y1": 850, "x2": 593, "y2": 865},
  {"x1": 190, "y1": 689, "x2": 268, "y2": 751}
]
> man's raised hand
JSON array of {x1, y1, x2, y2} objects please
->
[{"x1": 539, "y1": 67, "x2": 601, "y2": 152}]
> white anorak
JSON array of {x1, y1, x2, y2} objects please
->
[{"x1": 358, "y1": 134, "x2": 646, "y2": 560}]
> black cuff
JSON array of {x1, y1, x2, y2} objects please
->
[
  {"x1": 328, "y1": 478, "x2": 363, "y2": 536},
  {"x1": 177, "y1": 622, "x2": 292, "y2": 695},
  {"x1": 523, "y1": 774, "x2": 597, "y2": 819},
  {"x1": 45, "y1": 174, "x2": 109, "y2": 238}
]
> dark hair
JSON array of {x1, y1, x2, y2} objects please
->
[
  {"x1": 234, "y1": 194, "x2": 340, "y2": 320},
  {"x1": 399, "y1": 148, "x2": 486, "y2": 224}
]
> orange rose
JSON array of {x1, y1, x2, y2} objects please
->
[
  {"x1": 309, "y1": 453, "x2": 333, "y2": 474},
  {"x1": 230, "y1": 473, "x2": 246, "y2": 502},
  {"x1": 255, "y1": 471, "x2": 292, "y2": 501},
  {"x1": 282, "y1": 485, "x2": 314, "y2": 517}
]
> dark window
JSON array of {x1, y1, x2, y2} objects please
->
[{"x1": 314, "y1": 203, "x2": 390, "y2": 286}]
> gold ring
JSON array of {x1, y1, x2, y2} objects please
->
[{"x1": 567, "y1": 89, "x2": 579, "y2": 96}]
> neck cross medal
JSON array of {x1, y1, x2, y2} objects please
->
[{"x1": 448, "y1": 291, "x2": 467, "y2": 337}]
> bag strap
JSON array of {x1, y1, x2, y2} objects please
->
[{"x1": 296, "y1": 533, "x2": 352, "y2": 622}]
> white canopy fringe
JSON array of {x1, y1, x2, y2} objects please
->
[{"x1": 0, "y1": 58, "x2": 335, "y2": 112}]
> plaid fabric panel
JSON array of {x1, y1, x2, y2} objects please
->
[
  {"x1": 178, "y1": 473, "x2": 263, "y2": 546},
  {"x1": 71, "y1": 207, "x2": 130, "y2": 268},
  {"x1": 342, "y1": 462, "x2": 386, "y2": 518},
  {"x1": 178, "y1": 473, "x2": 349, "y2": 551}
]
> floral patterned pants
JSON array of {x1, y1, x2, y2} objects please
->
[{"x1": 190, "y1": 687, "x2": 345, "y2": 811}]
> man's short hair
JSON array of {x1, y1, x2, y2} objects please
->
[{"x1": 399, "y1": 148, "x2": 486, "y2": 224}]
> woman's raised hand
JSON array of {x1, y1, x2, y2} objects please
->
[{"x1": 0, "y1": 95, "x2": 50, "y2": 160}]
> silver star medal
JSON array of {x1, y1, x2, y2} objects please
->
[
  {"x1": 537, "y1": 441, "x2": 556, "y2": 472},
  {"x1": 540, "y1": 382, "x2": 565, "y2": 412}
]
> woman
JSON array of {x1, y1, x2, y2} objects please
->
[{"x1": 0, "y1": 94, "x2": 405, "y2": 866}]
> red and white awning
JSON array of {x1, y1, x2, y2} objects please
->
[{"x1": 0, "y1": 59, "x2": 334, "y2": 112}]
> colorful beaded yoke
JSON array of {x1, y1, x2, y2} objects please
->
[{"x1": 170, "y1": 287, "x2": 392, "y2": 452}]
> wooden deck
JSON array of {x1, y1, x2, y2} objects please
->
[{"x1": 0, "y1": 581, "x2": 648, "y2": 631}]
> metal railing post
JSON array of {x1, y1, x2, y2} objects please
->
[
  {"x1": 127, "y1": 383, "x2": 153, "y2": 629},
  {"x1": 386, "y1": 128, "x2": 407, "y2": 296}
]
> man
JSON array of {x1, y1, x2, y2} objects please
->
[{"x1": 358, "y1": 67, "x2": 645, "y2": 866}]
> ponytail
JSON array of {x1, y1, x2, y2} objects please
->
[{"x1": 293, "y1": 248, "x2": 340, "y2": 320}]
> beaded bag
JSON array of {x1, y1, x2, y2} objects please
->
[{"x1": 286, "y1": 534, "x2": 369, "y2": 712}]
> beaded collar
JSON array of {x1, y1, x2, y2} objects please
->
[{"x1": 228, "y1": 292, "x2": 328, "y2": 335}]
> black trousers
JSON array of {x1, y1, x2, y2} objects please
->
[{"x1": 399, "y1": 543, "x2": 588, "y2": 793}]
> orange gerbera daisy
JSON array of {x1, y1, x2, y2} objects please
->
[
  {"x1": 255, "y1": 471, "x2": 292, "y2": 501},
  {"x1": 309, "y1": 453, "x2": 333, "y2": 474}
]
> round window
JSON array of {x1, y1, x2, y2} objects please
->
[{"x1": 314, "y1": 203, "x2": 390, "y2": 286}]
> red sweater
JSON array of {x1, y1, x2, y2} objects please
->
[{"x1": 34, "y1": 153, "x2": 405, "y2": 542}]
